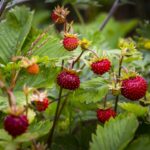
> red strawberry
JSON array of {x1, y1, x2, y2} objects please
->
[
  {"x1": 57, "y1": 70, "x2": 80, "y2": 90},
  {"x1": 63, "y1": 34, "x2": 79, "y2": 51},
  {"x1": 51, "y1": 12, "x2": 59, "y2": 23},
  {"x1": 91, "y1": 59, "x2": 111, "y2": 75},
  {"x1": 51, "y1": 6, "x2": 69, "y2": 24},
  {"x1": 33, "y1": 98, "x2": 49, "y2": 112},
  {"x1": 4, "y1": 114, "x2": 29, "y2": 137},
  {"x1": 27, "y1": 64, "x2": 39, "y2": 75},
  {"x1": 121, "y1": 76, "x2": 147, "y2": 100},
  {"x1": 97, "y1": 108, "x2": 116, "y2": 123}
]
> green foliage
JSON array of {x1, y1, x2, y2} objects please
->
[
  {"x1": 69, "y1": 77, "x2": 109, "y2": 104},
  {"x1": 90, "y1": 114, "x2": 138, "y2": 150},
  {"x1": 126, "y1": 136, "x2": 150, "y2": 150},
  {"x1": 0, "y1": 2, "x2": 148, "y2": 150},
  {"x1": 0, "y1": 121, "x2": 51, "y2": 149},
  {"x1": 0, "y1": 6, "x2": 34, "y2": 64},
  {"x1": 0, "y1": 91, "x2": 26, "y2": 111},
  {"x1": 119, "y1": 102, "x2": 148, "y2": 117},
  {"x1": 136, "y1": 22, "x2": 150, "y2": 39},
  {"x1": 14, "y1": 120, "x2": 52, "y2": 142},
  {"x1": 74, "y1": 14, "x2": 138, "y2": 49},
  {"x1": 0, "y1": 129, "x2": 12, "y2": 141}
]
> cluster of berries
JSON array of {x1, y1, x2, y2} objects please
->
[
  {"x1": 51, "y1": 6, "x2": 148, "y2": 123},
  {"x1": 3, "y1": 6, "x2": 148, "y2": 138}
]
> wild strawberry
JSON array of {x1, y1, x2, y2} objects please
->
[
  {"x1": 51, "y1": 6, "x2": 69, "y2": 24},
  {"x1": 33, "y1": 98, "x2": 49, "y2": 112},
  {"x1": 57, "y1": 70, "x2": 80, "y2": 90},
  {"x1": 121, "y1": 75, "x2": 147, "y2": 101},
  {"x1": 51, "y1": 12, "x2": 59, "y2": 23},
  {"x1": 31, "y1": 91, "x2": 49, "y2": 112},
  {"x1": 63, "y1": 34, "x2": 79, "y2": 51},
  {"x1": 97, "y1": 108, "x2": 116, "y2": 123},
  {"x1": 4, "y1": 114, "x2": 28, "y2": 137},
  {"x1": 91, "y1": 58, "x2": 111, "y2": 75},
  {"x1": 27, "y1": 64, "x2": 39, "y2": 75}
]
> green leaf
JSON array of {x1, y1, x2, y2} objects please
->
[
  {"x1": 69, "y1": 77, "x2": 109, "y2": 104},
  {"x1": 119, "y1": 102, "x2": 148, "y2": 117},
  {"x1": 0, "y1": 141, "x2": 18, "y2": 150},
  {"x1": 126, "y1": 136, "x2": 150, "y2": 150},
  {"x1": 14, "y1": 120, "x2": 52, "y2": 142},
  {"x1": 0, "y1": 6, "x2": 34, "y2": 64},
  {"x1": 32, "y1": 36, "x2": 72, "y2": 59},
  {"x1": 15, "y1": 64, "x2": 60, "y2": 90},
  {"x1": 90, "y1": 114, "x2": 138, "y2": 150},
  {"x1": 0, "y1": 129, "x2": 12, "y2": 141}
]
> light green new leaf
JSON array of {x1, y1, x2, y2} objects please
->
[
  {"x1": 119, "y1": 102, "x2": 148, "y2": 117},
  {"x1": 69, "y1": 77, "x2": 109, "y2": 104},
  {"x1": 90, "y1": 114, "x2": 138, "y2": 150},
  {"x1": 126, "y1": 136, "x2": 150, "y2": 150},
  {"x1": 0, "y1": 6, "x2": 34, "y2": 64}
]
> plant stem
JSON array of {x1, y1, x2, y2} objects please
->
[
  {"x1": 64, "y1": 21, "x2": 67, "y2": 33},
  {"x1": 71, "y1": 51, "x2": 84, "y2": 69},
  {"x1": 88, "y1": 49, "x2": 99, "y2": 58},
  {"x1": 114, "y1": 55, "x2": 124, "y2": 111},
  {"x1": 25, "y1": 94, "x2": 29, "y2": 116},
  {"x1": 47, "y1": 87, "x2": 63, "y2": 148},
  {"x1": 6, "y1": 88, "x2": 16, "y2": 107},
  {"x1": 10, "y1": 70, "x2": 20, "y2": 90},
  {"x1": 47, "y1": 60, "x2": 64, "y2": 148},
  {"x1": 72, "y1": 4, "x2": 84, "y2": 25},
  {"x1": 0, "y1": 0, "x2": 9, "y2": 18},
  {"x1": 99, "y1": 0, "x2": 121, "y2": 31},
  {"x1": 6, "y1": 0, "x2": 30, "y2": 9},
  {"x1": 0, "y1": 76, "x2": 16, "y2": 107},
  {"x1": 57, "y1": 97, "x2": 68, "y2": 120},
  {"x1": 103, "y1": 95, "x2": 107, "y2": 108}
]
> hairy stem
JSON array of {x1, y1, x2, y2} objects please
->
[
  {"x1": 99, "y1": 0, "x2": 121, "y2": 31},
  {"x1": 71, "y1": 51, "x2": 84, "y2": 69},
  {"x1": 114, "y1": 55, "x2": 124, "y2": 111},
  {"x1": 10, "y1": 69, "x2": 21, "y2": 90}
]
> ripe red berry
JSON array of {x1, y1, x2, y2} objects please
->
[
  {"x1": 27, "y1": 64, "x2": 39, "y2": 75},
  {"x1": 51, "y1": 12, "x2": 59, "y2": 23},
  {"x1": 4, "y1": 115, "x2": 29, "y2": 137},
  {"x1": 63, "y1": 35, "x2": 79, "y2": 51},
  {"x1": 97, "y1": 108, "x2": 116, "y2": 123},
  {"x1": 91, "y1": 59, "x2": 111, "y2": 75},
  {"x1": 57, "y1": 70, "x2": 80, "y2": 90},
  {"x1": 121, "y1": 76, "x2": 147, "y2": 101},
  {"x1": 33, "y1": 98, "x2": 49, "y2": 112}
]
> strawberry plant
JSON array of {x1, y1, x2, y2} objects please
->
[{"x1": 0, "y1": 0, "x2": 150, "y2": 150}]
